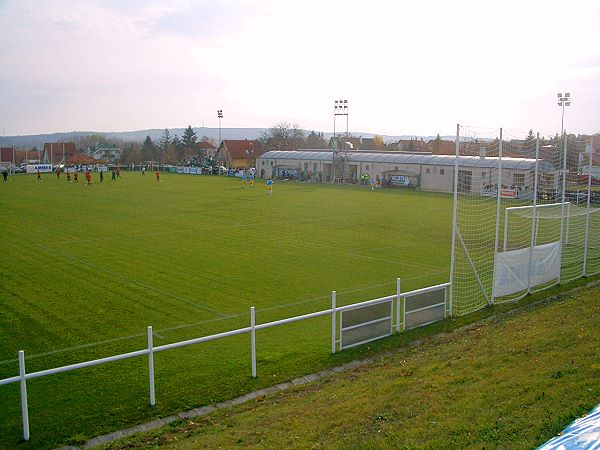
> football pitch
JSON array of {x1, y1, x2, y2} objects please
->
[{"x1": 0, "y1": 172, "x2": 453, "y2": 446}]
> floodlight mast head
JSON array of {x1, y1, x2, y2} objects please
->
[
  {"x1": 217, "y1": 109, "x2": 223, "y2": 144},
  {"x1": 334, "y1": 99, "x2": 349, "y2": 116},
  {"x1": 557, "y1": 92, "x2": 571, "y2": 137}
]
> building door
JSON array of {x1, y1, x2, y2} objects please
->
[
  {"x1": 323, "y1": 163, "x2": 332, "y2": 182},
  {"x1": 458, "y1": 170, "x2": 472, "y2": 193},
  {"x1": 348, "y1": 164, "x2": 358, "y2": 182}
]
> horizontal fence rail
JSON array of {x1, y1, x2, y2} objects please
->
[{"x1": 0, "y1": 278, "x2": 450, "y2": 442}]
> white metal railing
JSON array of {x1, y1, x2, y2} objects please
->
[{"x1": 0, "y1": 278, "x2": 450, "y2": 442}]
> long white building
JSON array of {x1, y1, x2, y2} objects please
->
[{"x1": 256, "y1": 149, "x2": 557, "y2": 194}]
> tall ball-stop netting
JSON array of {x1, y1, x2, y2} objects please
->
[{"x1": 450, "y1": 125, "x2": 600, "y2": 316}]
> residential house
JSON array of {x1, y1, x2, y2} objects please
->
[
  {"x1": 427, "y1": 139, "x2": 455, "y2": 155},
  {"x1": 391, "y1": 138, "x2": 429, "y2": 152},
  {"x1": 216, "y1": 140, "x2": 263, "y2": 169},
  {"x1": 85, "y1": 144, "x2": 122, "y2": 163},
  {"x1": 0, "y1": 147, "x2": 16, "y2": 167},
  {"x1": 329, "y1": 136, "x2": 381, "y2": 151},
  {"x1": 42, "y1": 142, "x2": 78, "y2": 165},
  {"x1": 197, "y1": 141, "x2": 217, "y2": 157},
  {"x1": 578, "y1": 139, "x2": 600, "y2": 178}
]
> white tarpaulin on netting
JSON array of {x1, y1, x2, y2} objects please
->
[
  {"x1": 537, "y1": 403, "x2": 600, "y2": 449},
  {"x1": 493, "y1": 241, "x2": 561, "y2": 297}
]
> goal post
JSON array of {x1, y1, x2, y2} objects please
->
[{"x1": 450, "y1": 127, "x2": 599, "y2": 315}]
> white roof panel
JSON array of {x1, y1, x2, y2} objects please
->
[{"x1": 258, "y1": 150, "x2": 556, "y2": 171}]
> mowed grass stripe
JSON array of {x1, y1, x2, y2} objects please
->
[{"x1": 0, "y1": 177, "x2": 452, "y2": 358}]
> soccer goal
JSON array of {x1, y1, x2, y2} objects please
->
[
  {"x1": 495, "y1": 202, "x2": 568, "y2": 299},
  {"x1": 450, "y1": 125, "x2": 600, "y2": 315}
]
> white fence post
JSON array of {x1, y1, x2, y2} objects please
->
[
  {"x1": 396, "y1": 278, "x2": 401, "y2": 333},
  {"x1": 147, "y1": 326, "x2": 155, "y2": 406},
  {"x1": 18, "y1": 350, "x2": 30, "y2": 441},
  {"x1": 331, "y1": 291, "x2": 336, "y2": 354},
  {"x1": 251, "y1": 307, "x2": 256, "y2": 377}
]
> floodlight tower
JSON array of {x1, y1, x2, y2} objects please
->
[
  {"x1": 217, "y1": 109, "x2": 223, "y2": 145},
  {"x1": 333, "y1": 100, "x2": 349, "y2": 182},
  {"x1": 557, "y1": 92, "x2": 571, "y2": 137},
  {"x1": 556, "y1": 92, "x2": 571, "y2": 285}
]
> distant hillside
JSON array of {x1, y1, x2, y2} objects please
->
[{"x1": 0, "y1": 128, "x2": 453, "y2": 150}]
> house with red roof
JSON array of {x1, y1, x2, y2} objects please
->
[
  {"x1": 198, "y1": 141, "x2": 217, "y2": 157},
  {"x1": 216, "y1": 139, "x2": 263, "y2": 169},
  {"x1": 0, "y1": 147, "x2": 16, "y2": 165},
  {"x1": 42, "y1": 142, "x2": 78, "y2": 165}
]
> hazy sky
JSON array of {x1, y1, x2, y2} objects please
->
[{"x1": 1, "y1": 0, "x2": 599, "y2": 138}]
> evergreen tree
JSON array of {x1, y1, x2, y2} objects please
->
[
  {"x1": 432, "y1": 133, "x2": 442, "y2": 153},
  {"x1": 172, "y1": 134, "x2": 184, "y2": 159},
  {"x1": 523, "y1": 129, "x2": 536, "y2": 153},
  {"x1": 159, "y1": 128, "x2": 171, "y2": 154},
  {"x1": 182, "y1": 125, "x2": 197, "y2": 154},
  {"x1": 141, "y1": 135, "x2": 157, "y2": 161}
]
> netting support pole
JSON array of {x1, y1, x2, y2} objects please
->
[
  {"x1": 448, "y1": 123, "x2": 460, "y2": 316},
  {"x1": 583, "y1": 142, "x2": 593, "y2": 276},
  {"x1": 558, "y1": 133, "x2": 568, "y2": 284},
  {"x1": 527, "y1": 133, "x2": 540, "y2": 294},
  {"x1": 491, "y1": 128, "x2": 503, "y2": 303}
]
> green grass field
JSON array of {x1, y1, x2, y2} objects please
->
[{"x1": 0, "y1": 172, "x2": 453, "y2": 448}]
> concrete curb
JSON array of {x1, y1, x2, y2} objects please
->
[{"x1": 55, "y1": 360, "x2": 367, "y2": 450}]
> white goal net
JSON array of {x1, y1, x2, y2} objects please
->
[{"x1": 450, "y1": 126, "x2": 599, "y2": 315}]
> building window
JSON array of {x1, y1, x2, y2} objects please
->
[
  {"x1": 366, "y1": 165, "x2": 370, "y2": 170},
  {"x1": 270, "y1": 161, "x2": 274, "y2": 166},
  {"x1": 261, "y1": 161, "x2": 265, "y2": 166},
  {"x1": 513, "y1": 173, "x2": 525, "y2": 186},
  {"x1": 426, "y1": 168, "x2": 431, "y2": 174},
  {"x1": 440, "y1": 169, "x2": 445, "y2": 175},
  {"x1": 395, "y1": 166, "x2": 398, "y2": 171},
  {"x1": 482, "y1": 171, "x2": 486, "y2": 177}
]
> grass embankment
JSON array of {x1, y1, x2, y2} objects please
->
[{"x1": 105, "y1": 284, "x2": 600, "y2": 449}]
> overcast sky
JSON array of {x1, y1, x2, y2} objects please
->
[{"x1": 1, "y1": 0, "x2": 599, "y2": 138}]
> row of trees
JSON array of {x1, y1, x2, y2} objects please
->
[
  {"x1": 259, "y1": 122, "x2": 329, "y2": 150},
  {"x1": 120, "y1": 126, "x2": 216, "y2": 165}
]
